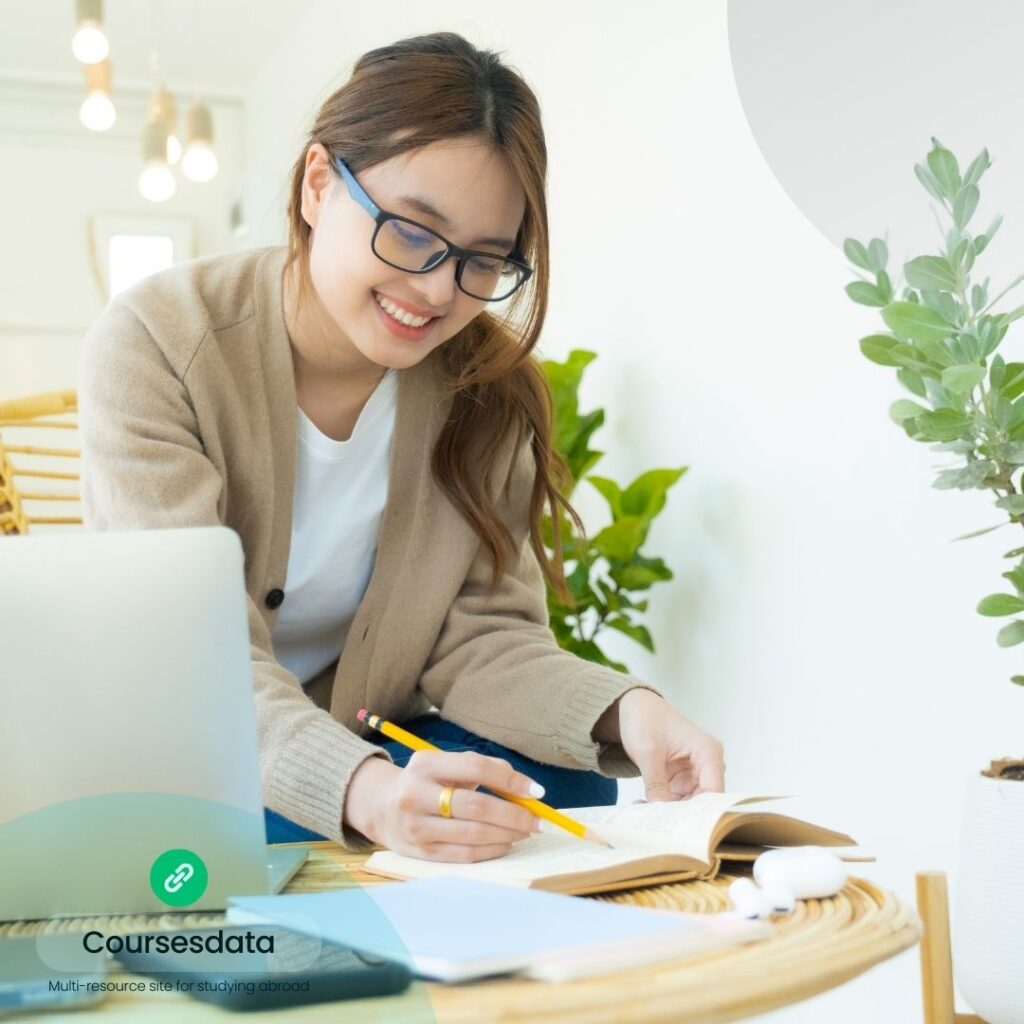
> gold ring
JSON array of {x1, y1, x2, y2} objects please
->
[{"x1": 438, "y1": 785, "x2": 455, "y2": 819}]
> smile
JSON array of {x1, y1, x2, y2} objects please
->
[{"x1": 373, "y1": 292, "x2": 436, "y2": 327}]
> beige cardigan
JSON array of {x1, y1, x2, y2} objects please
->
[{"x1": 76, "y1": 245, "x2": 658, "y2": 847}]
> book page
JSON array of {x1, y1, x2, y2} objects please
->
[
  {"x1": 569, "y1": 792, "x2": 791, "y2": 862},
  {"x1": 364, "y1": 793, "x2": 794, "y2": 888},
  {"x1": 365, "y1": 830, "x2": 681, "y2": 887}
]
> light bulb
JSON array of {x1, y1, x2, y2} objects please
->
[
  {"x1": 138, "y1": 162, "x2": 176, "y2": 202},
  {"x1": 166, "y1": 133, "x2": 182, "y2": 165},
  {"x1": 79, "y1": 91, "x2": 115, "y2": 131},
  {"x1": 182, "y1": 142, "x2": 218, "y2": 183},
  {"x1": 72, "y1": 22, "x2": 109, "y2": 64}
]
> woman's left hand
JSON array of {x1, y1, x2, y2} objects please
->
[{"x1": 594, "y1": 688, "x2": 726, "y2": 800}]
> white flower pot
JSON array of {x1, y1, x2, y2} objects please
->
[{"x1": 953, "y1": 769, "x2": 1024, "y2": 1024}]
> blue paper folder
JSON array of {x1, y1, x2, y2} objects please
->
[{"x1": 228, "y1": 875, "x2": 769, "y2": 982}]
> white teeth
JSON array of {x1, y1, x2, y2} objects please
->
[{"x1": 375, "y1": 292, "x2": 432, "y2": 328}]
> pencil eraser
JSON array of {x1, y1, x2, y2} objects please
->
[{"x1": 356, "y1": 708, "x2": 368, "y2": 723}]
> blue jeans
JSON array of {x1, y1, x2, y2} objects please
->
[{"x1": 264, "y1": 714, "x2": 617, "y2": 844}]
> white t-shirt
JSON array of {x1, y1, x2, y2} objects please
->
[{"x1": 271, "y1": 369, "x2": 398, "y2": 685}]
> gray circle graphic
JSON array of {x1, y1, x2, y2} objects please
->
[{"x1": 728, "y1": 0, "x2": 1024, "y2": 282}]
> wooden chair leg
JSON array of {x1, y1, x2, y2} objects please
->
[{"x1": 916, "y1": 871, "x2": 986, "y2": 1024}]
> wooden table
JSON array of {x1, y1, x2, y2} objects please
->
[{"x1": 1, "y1": 842, "x2": 921, "y2": 1023}]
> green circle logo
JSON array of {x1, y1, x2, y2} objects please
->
[{"x1": 149, "y1": 849, "x2": 208, "y2": 907}]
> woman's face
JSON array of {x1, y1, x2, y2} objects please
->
[{"x1": 299, "y1": 137, "x2": 526, "y2": 373}]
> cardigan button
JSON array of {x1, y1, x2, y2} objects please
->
[{"x1": 265, "y1": 588, "x2": 285, "y2": 610}]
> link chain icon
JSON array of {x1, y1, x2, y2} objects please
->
[{"x1": 149, "y1": 849, "x2": 208, "y2": 907}]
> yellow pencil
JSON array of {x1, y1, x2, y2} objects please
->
[{"x1": 357, "y1": 709, "x2": 613, "y2": 848}]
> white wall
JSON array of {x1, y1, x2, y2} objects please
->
[{"x1": 239, "y1": 2, "x2": 1017, "y2": 1020}]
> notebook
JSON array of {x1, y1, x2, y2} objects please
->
[
  {"x1": 227, "y1": 875, "x2": 772, "y2": 983},
  {"x1": 361, "y1": 793, "x2": 870, "y2": 895}
]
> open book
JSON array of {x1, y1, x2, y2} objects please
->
[{"x1": 361, "y1": 793, "x2": 871, "y2": 896}]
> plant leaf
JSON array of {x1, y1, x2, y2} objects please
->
[
  {"x1": 592, "y1": 516, "x2": 648, "y2": 563},
  {"x1": 933, "y1": 461, "x2": 994, "y2": 490},
  {"x1": 996, "y1": 620, "x2": 1024, "y2": 647},
  {"x1": 914, "y1": 162, "x2": 945, "y2": 202},
  {"x1": 562, "y1": 636, "x2": 626, "y2": 671},
  {"x1": 905, "y1": 255, "x2": 958, "y2": 292},
  {"x1": 975, "y1": 215, "x2": 1003, "y2": 256},
  {"x1": 1001, "y1": 363, "x2": 1024, "y2": 400},
  {"x1": 991, "y1": 441, "x2": 1024, "y2": 464},
  {"x1": 909, "y1": 408, "x2": 972, "y2": 442},
  {"x1": 952, "y1": 184, "x2": 980, "y2": 230},
  {"x1": 977, "y1": 594, "x2": 1024, "y2": 616},
  {"x1": 846, "y1": 281, "x2": 886, "y2": 307},
  {"x1": 897, "y1": 367, "x2": 927, "y2": 396},
  {"x1": 941, "y1": 364, "x2": 985, "y2": 394},
  {"x1": 858, "y1": 335, "x2": 934, "y2": 374},
  {"x1": 609, "y1": 556, "x2": 673, "y2": 592},
  {"x1": 996, "y1": 495, "x2": 1024, "y2": 514},
  {"x1": 962, "y1": 148, "x2": 991, "y2": 186},
  {"x1": 586, "y1": 475, "x2": 623, "y2": 520},
  {"x1": 890, "y1": 399, "x2": 929, "y2": 424},
  {"x1": 621, "y1": 468, "x2": 687, "y2": 519},
  {"x1": 882, "y1": 301, "x2": 953, "y2": 345},
  {"x1": 543, "y1": 349, "x2": 598, "y2": 456},
  {"x1": 927, "y1": 139, "x2": 961, "y2": 199},
  {"x1": 605, "y1": 615, "x2": 655, "y2": 652},
  {"x1": 953, "y1": 522, "x2": 1008, "y2": 541},
  {"x1": 867, "y1": 238, "x2": 888, "y2": 272},
  {"x1": 858, "y1": 335, "x2": 901, "y2": 366},
  {"x1": 843, "y1": 238, "x2": 872, "y2": 270}
]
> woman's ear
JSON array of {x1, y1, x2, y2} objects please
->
[{"x1": 300, "y1": 143, "x2": 334, "y2": 231}]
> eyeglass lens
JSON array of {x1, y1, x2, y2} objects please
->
[{"x1": 374, "y1": 217, "x2": 525, "y2": 300}]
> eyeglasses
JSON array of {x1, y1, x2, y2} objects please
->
[{"x1": 331, "y1": 154, "x2": 534, "y2": 302}]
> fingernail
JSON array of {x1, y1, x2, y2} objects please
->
[{"x1": 528, "y1": 781, "x2": 545, "y2": 798}]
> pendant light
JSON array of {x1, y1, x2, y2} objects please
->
[
  {"x1": 79, "y1": 58, "x2": 115, "y2": 132},
  {"x1": 181, "y1": 98, "x2": 218, "y2": 183},
  {"x1": 72, "y1": 0, "x2": 109, "y2": 64},
  {"x1": 148, "y1": 85, "x2": 181, "y2": 165},
  {"x1": 138, "y1": 118, "x2": 175, "y2": 202}
]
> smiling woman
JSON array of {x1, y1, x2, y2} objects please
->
[{"x1": 76, "y1": 31, "x2": 726, "y2": 863}]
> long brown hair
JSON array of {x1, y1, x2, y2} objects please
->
[{"x1": 285, "y1": 32, "x2": 583, "y2": 601}]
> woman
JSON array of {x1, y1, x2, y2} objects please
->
[{"x1": 78, "y1": 32, "x2": 725, "y2": 863}]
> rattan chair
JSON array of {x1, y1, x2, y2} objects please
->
[{"x1": 0, "y1": 389, "x2": 81, "y2": 535}]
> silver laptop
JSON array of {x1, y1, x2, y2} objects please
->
[{"x1": 0, "y1": 526, "x2": 307, "y2": 921}]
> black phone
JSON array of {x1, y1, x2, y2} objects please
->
[
  {"x1": 110, "y1": 925, "x2": 411, "y2": 1011},
  {"x1": 0, "y1": 934, "x2": 108, "y2": 1017}
]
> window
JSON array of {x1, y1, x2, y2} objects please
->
[
  {"x1": 90, "y1": 216, "x2": 193, "y2": 300},
  {"x1": 108, "y1": 234, "x2": 175, "y2": 296}
]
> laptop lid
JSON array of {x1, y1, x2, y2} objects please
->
[{"x1": 0, "y1": 526, "x2": 274, "y2": 919}]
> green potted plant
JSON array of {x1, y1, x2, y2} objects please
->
[
  {"x1": 844, "y1": 138, "x2": 1023, "y2": 1024},
  {"x1": 539, "y1": 349, "x2": 686, "y2": 673}
]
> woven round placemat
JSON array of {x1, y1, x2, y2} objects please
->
[{"x1": 0, "y1": 845, "x2": 921, "y2": 1024}]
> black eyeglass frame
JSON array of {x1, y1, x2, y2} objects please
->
[{"x1": 331, "y1": 153, "x2": 534, "y2": 303}]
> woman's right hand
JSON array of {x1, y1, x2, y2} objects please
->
[{"x1": 343, "y1": 750, "x2": 543, "y2": 861}]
